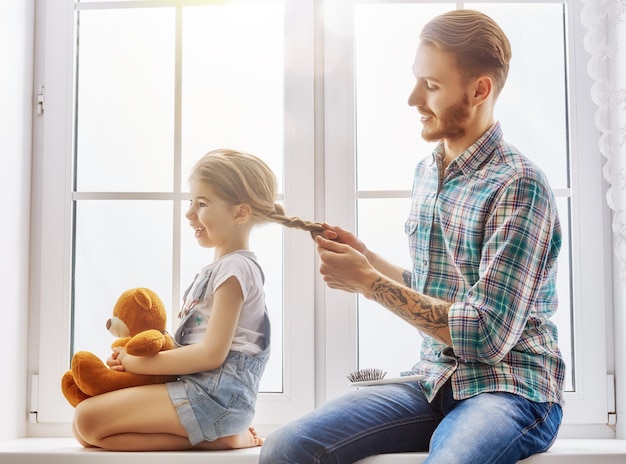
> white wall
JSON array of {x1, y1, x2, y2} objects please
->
[{"x1": 0, "y1": 0, "x2": 35, "y2": 441}]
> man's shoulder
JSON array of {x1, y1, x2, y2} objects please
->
[{"x1": 489, "y1": 140, "x2": 551, "y2": 185}]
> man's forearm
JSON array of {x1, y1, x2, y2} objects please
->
[
  {"x1": 366, "y1": 276, "x2": 453, "y2": 346},
  {"x1": 364, "y1": 249, "x2": 412, "y2": 287}
]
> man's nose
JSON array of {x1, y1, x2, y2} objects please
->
[{"x1": 407, "y1": 84, "x2": 422, "y2": 107}]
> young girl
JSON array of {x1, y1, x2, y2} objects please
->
[{"x1": 72, "y1": 149, "x2": 325, "y2": 451}]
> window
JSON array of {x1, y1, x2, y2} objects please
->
[
  {"x1": 72, "y1": 1, "x2": 286, "y2": 393},
  {"x1": 31, "y1": 0, "x2": 613, "y2": 437},
  {"x1": 32, "y1": 0, "x2": 316, "y2": 426},
  {"x1": 321, "y1": 0, "x2": 612, "y2": 435},
  {"x1": 354, "y1": 0, "x2": 572, "y2": 388}
]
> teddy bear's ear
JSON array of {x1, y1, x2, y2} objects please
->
[
  {"x1": 133, "y1": 288, "x2": 166, "y2": 314},
  {"x1": 133, "y1": 288, "x2": 154, "y2": 310},
  {"x1": 133, "y1": 288, "x2": 166, "y2": 319}
]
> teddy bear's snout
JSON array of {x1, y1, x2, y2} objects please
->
[{"x1": 107, "y1": 316, "x2": 131, "y2": 338}]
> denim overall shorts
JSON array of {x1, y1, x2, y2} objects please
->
[{"x1": 166, "y1": 310, "x2": 271, "y2": 445}]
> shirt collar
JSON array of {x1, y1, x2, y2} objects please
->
[{"x1": 431, "y1": 122, "x2": 503, "y2": 176}]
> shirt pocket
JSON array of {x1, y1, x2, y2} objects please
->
[
  {"x1": 404, "y1": 219, "x2": 419, "y2": 251},
  {"x1": 404, "y1": 219, "x2": 422, "y2": 279}
]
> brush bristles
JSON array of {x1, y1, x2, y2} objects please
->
[{"x1": 347, "y1": 368, "x2": 387, "y2": 383}]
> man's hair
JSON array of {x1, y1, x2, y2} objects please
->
[
  {"x1": 420, "y1": 9, "x2": 512, "y2": 97},
  {"x1": 190, "y1": 148, "x2": 324, "y2": 234}
]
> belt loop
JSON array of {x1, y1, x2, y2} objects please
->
[{"x1": 238, "y1": 351, "x2": 246, "y2": 372}]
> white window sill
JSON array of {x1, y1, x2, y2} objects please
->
[{"x1": 1, "y1": 439, "x2": 626, "y2": 463}]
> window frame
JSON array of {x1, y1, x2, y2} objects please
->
[
  {"x1": 30, "y1": 0, "x2": 317, "y2": 429},
  {"x1": 29, "y1": 0, "x2": 615, "y2": 438}
]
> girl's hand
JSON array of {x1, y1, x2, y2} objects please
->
[{"x1": 108, "y1": 347, "x2": 126, "y2": 371}]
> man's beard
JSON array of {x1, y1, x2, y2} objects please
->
[{"x1": 421, "y1": 94, "x2": 471, "y2": 143}]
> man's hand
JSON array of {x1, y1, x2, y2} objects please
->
[
  {"x1": 315, "y1": 234, "x2": 378, "y2": 294},
  {"x1": 319, "y1": 223, "x2": 367, "y2": 254}
]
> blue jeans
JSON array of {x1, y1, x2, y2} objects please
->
[{"x1": 260, "y1": 380, "x2": 562, "y2": 464}]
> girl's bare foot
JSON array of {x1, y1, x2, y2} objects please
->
[
  {"x1": 250, "y1": 426, "x2": 264, "y2": 446},
  {"x1": 196, "y1": 427, "x2": 263, "y2": 450}
]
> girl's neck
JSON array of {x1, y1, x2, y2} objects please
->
[{"x1": 214, "y1": 242, "x2": 249, "y2": 262}]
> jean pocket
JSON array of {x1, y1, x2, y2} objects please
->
[{"x1": 214, "y1": 393, "x2": 256, "y2": 436}]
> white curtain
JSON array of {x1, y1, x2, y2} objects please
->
[{"x1": 581, "y1": 0, "x2": 626, "y2": 284}]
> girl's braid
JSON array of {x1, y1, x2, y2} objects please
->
[{"x1": 270, "y1": 203, "x2": 327, "y2": 239}]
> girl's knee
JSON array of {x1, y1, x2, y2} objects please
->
[
  {"x1": 71, "y1": 419, "x2": 93, "y2": 448},
  {"x1": 73, "y1": 401, "x2": 102, "y2": 446}
]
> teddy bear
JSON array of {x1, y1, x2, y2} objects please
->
[{"x1": 61, "y1": 287, "x2": 178, "y2": 407}]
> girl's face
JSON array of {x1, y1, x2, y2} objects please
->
[{"x1": 185, "y1": 179, "x2": 243, "y2": 256}]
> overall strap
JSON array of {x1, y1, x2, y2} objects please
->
[
  {"x1": 243, "y1": 254, "x2": 265, "y2": 285},
  {"x1": 242, "y1": 253, "x2": 271, "y2": 352}
]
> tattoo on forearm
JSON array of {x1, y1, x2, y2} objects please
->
[{"x1": 370, "y1": 277, "x2": 449, "y2": 337}]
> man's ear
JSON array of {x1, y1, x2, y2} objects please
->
[
  {"x1": 234, "y1": 203, "x2": 252, "y2": 225},
  {"x1": 472, "y1": 75, "x2": 493, "y2": 105}
]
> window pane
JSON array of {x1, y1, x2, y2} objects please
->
[
  {"x1": 250, "y1": 224, "x2": 284, "y2": 392},
  {"x1": 554, "y1": 197, "x2": 573, "y2": 391},
  {"x1": 180, "y1": 3, "x2": 284, "y2": 191},
  {"x1": 75, "y1": 8, "x2": 176, "y2": 192},
  {"x1": 73, "y1": 200, "x2": 174, "y2": 362},
  {"x1": 72, "y1": 2, "x2": 286, "y2": 395},
  {"x1": 469, "y1": 2, "x2": 568, "y2": 188},
  {"x1": 357, "y1": 197, "x2": 419, "y2": 376},
  {"x1": 178, "y1": 2, "x2": 285, "y2": 393},
  {"x1": 354, "y1": 3, "x2": 448, "y2": 191},
  {"x1": 357, "y1": 198, "x2": 574, "y2": 389},
  {"x1": 355, "y1": 3, "x2": 573, "y2": 391}
]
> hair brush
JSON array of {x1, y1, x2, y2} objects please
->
[
  {"x1": 347, "y1": 368, "x2": 425, "y2": 387},
  {"x1": 347, "y1": 368, "x2": 387, "y2": 383}
]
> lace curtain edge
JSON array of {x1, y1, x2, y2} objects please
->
[{"x1": 580, "y1": 0, "x2": 626, "y2": 284}]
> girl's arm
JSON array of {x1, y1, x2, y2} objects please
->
[{"x1": 117, "y1": 276, "x2": 244, "y2": 375}]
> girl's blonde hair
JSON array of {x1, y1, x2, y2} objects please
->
[{"x1": 190, "y1": 149, "x2": 325, "y2": 236}]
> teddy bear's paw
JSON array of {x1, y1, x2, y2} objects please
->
[
  {"x1": 61, "y1": 371, "x2": 91, "y2": 407},
  {"x1": 71, "y1": 351, "x2": 110, "y2": 394},
  {"x1": 125, "y1": 329, "x2": 166, "y2": 356}
]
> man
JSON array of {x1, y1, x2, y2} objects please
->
[{"x1": 260, "y1": 9, "x2": 565, "y2": 463}]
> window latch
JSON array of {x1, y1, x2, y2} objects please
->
[{"x1": 36, "y1": 86, "x2": 45, "y2": 115}]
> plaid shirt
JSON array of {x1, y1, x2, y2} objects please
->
[{"x1": 406, "y1": 122, "x2": 565, "y2": 405}]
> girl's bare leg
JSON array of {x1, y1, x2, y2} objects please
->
[
  {"x1": 73, "y1": 384, "x2": 192, "y2": 451},
  {"x1": 73, "y1": 384, "x2": 261, "y2": 451}
]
